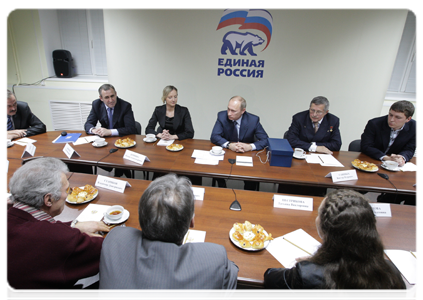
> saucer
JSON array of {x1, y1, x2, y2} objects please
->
[
  {"x1": 7, "y1": 142, "x2": 14, "y2": 148},
  {"x1": 210, "y1": 150, "x2": 225, "y2": 156},
  {"x1": 293, "y1": 153, "x2": 306, "y2": 159},
  {"x1": 381, "y1": 164, "x2": 400, "y2": 172},
  {"x1": 93, "y1": 142, "x2": 108, "y2": 148},
  {"x1": 143, "y1": 138, "x2": 157, "y2": 143},
  {"x1": 103, "y1": 209, "x2": 130, "y2": 224}
]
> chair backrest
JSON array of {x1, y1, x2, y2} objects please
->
[
  {"x1": 135, "y1": 121, "x2": 142, "y2": 135},
  {"x1": 283, "y1": 130, "x2": 288, "y2": 139},
  {"x1": 348, "y1": 139, "x2": 361, "y2": 152}
]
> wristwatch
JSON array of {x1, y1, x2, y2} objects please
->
[
  {"x1": 226, "y1": 143, "x2": 231, "y2": 149},
  {"x1": 70, "y1": 219, "x2": 79, "y2": 228}
]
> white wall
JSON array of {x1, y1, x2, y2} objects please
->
[{"x1": 7, "y1": 9, "x2": 408, "y2": 150}]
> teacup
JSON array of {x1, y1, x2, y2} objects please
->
[
  {"x1": 294, "y1": 148, "x2": 305, "y2": 157},
  {"x1": 106, "y1": 205, "x2": 124, "y2": 220},
  {"x1": 146, "y1": 134, "x2": 156, "y2": 141},
  {"x1": 212, "y1": 146, "x2": 223, "y2": 154},
  {"x1": 383, "y1": 161, "x2": 399, "y2": 170},
  {"x1": 94, "y1": 138, "x2": 106, "y2": 146}
]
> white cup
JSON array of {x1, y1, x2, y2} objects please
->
[
  {"x1": 384, "y1": 160, "x2": 399, "y2": 170},
  {"x1": 294, "y1": 148, "x2": 305, "y2": 157},
  {"x1": 106, "y1": 205, "x2": 124, "y2": 220},
  {"x1": 146, "y1": 134, "x2": 156, "y2": 141},
  {"x1": 212, "y1": 146, "x2": 223, "y2": 154},
  {"x1": 94, "y1": 138, "x2": 106, "y2": 146}
]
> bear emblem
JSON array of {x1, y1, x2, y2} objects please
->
[{"x1": 221, "y1": 31, "x2": 265, "y2": 56}]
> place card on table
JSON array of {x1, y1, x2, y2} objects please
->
[
  {"x1": 14, "y1": 137, "x2": 37, "y2": 147},
  {"x1": 191, "y1": 187, "x2": 205, "y2": 201},
  {"x1": 63, "y1": 143, "x2": 81, "y2": 159},
  {"x1": 236, "y1": 156, "x2": 253, "y2": 167},
  {"x1": 384, "y1": 249, "x2": 417, "y2": 285},
  {"x1": 157, "y1": 139, "x2": 174, "y2": 146},
  {"x1": 95, "y1": 175, "x2": 131, "y2": 193},
  {"x1": 183, "y1": 229, "x2": 206, "y2": 244},
  {"x1": 123, "y1": 149, "x2": 150, "y2": 165},
  {"x1": 21, "y1": 143, "x2": 36, "y2": 158},
  {"x1": 266, "y1": 229, "x2": 321, "y2": 268},
  {"x1": 325, "y1": 169, "x2": 358, "y2": 183},
  {"x1": 369, "y1": 203, "x2": 392, "y2": 217},
  {"x1": 273, "y1": 195, "x2": 313, "y2": 211}
]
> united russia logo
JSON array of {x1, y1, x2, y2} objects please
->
[{"x1": 216, "y1": 9, "x2": 273, "y2": 78}]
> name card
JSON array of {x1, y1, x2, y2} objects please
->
[
  {"x1": 123, "y1": 149, "x2": 150, "y2": 165},
  {"x1": 63, "y1": 143, "x2": 81, "y2": 159},
  {"x1": 325, "y1": 169, "x2": 358, "y2": 183},
  {"x1": 191, "y1": 187, "x2": 205, "y2": 201},
  {"x1": 21, "y1": 143, "x2": 36, "y2": 158},
  {"x1": 95, "y1": 175, "x2": 131, "y2": 193},
  {"x1": 273, "y1": 195, "x2": 313, "y2": 211},
  {"x1": 370, "y1": 203, "x2": 392, "y2": 217}
]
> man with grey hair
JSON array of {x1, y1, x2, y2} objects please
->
[
  {"x1": 84, "y1": 84, "x2": 137, "y2": 137},
  {"x1": 286, "y1": 96, "x2": 342, "y2": 154},
  {"x1": 8, "y1": 157, "x2": 109, "y2": 289},
  {"x1": 7, "y1": 89, "x2": 46, "y2": 140},
  {"x1": 99, "y1": 173, "x2": 239, "y2": 289}
]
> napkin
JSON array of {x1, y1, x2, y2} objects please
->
[{"x1": 400, "y1": 162, "x2": 417, "y2": 172}]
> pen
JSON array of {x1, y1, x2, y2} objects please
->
[
  {"x1": 410, "y1": 251, "x2": 417, "y2": 258},
  {"x1": 283, "y1": 237, "x2": 312, "y2": 255}
]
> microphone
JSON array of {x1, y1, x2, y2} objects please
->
[{"x1": 377, "y1": 173, "x2": 398, "y2": 203}]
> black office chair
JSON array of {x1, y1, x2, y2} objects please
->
[
  {"x1": 348, "y1": 139, "x2": 361, "y2": 152},
  {"x1": 132, "y1": 121, "x2": 148, "y2": 179},
  {"x1": 135, "y1": 121, "x2": 142, "y2": 135}
]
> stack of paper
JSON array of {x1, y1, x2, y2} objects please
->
[
  {"x1": 191, "y1": 187, "x2": 205, "y2": 201},
  {"x1": 191, "y1": 149, "x2": 224, "y2": 165},
  {"x1": 73, "y1": 136, "x2": 98, "y2": 145},
  {"x1": 384, "y1": 249, "x2": 417, "y2": 285},
  {"x1": 236, "y1": 156, "x2": 253, "y2": 167},
  {"x1": 306, "y1": 154, "x2": 344, "y2": 167},
  {"x1": 75, "y1": 203, "x2": 110, "y2": 222},
  {"x1": 266, "y1": 229, "x2": 322, "y2": 268},
  {"x1": 157, "y1": 139, "x2": 174, "y2": 146},
  {"x1": 183, "y1": 229, "x2": 206, "y2": 244}
]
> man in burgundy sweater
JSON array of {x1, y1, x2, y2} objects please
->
[{"x1": 8, "y1": 157, "x2": 109, "y2": 289}]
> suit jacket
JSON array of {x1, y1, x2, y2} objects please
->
[
  {"x1": 10, "y1": 101, "x2": 46, "y2": 136},
  {"x1": 84, "y1": 97, "x2": 137, "y2": 136},
  {"x1": 99, "y1": 227, "x2": 239, "y2": 289},
  {"x1": 210, "y1": 111, "x2": 269, "y2": 150},
  {"x1": 361, "y1": 115, "x2": 416, "y2": 162},
  {"x1": 264, "y1": 260, "x2": 405, "y2": 289},
  {"x1": 286, "y1": 110, "x2": 342, "y2": 151},
  {"x1": 8, "y1": 207, "x2": 104, "y2": 289},
  {"x1": 145, "y1": 104, "x2": 194, "y2": 140}
]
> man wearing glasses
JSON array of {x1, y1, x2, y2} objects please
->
[{"x1": 286, "y1": 96, "x2": 341, "y2": 154}]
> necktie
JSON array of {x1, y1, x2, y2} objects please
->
[
  {"x1": 314, "y1": 122, "x2": 319, "y2": 133},
  {"x1": 107, "y1": 108, "x2": 113, "y2": 129},
  {"x1": 7, "y1": 115, "x2": 13, "y2": 130},
  {"x1": 229, "y1": 121, "x2": 239, "y2": 142}
]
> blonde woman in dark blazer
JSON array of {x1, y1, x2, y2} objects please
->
[{"x1": 146, "y1": 85, "x2": 194, "y2": 140}]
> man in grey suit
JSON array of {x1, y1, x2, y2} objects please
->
[{"x1": 99, "y1": 173, "x2": 239, "y2": 289}]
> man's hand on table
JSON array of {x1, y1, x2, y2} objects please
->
[
  {"x1": 74, "y1": 221, "x2": 111, "y2": 237},
  {"x1": 316, "y1": 146, "x2": 333, "y2": 155},
  {"x1": 7, "y1": 129, "x2": 27, "y2": 140},
  {"x1": 92, "y1": 127, "x2": 112, "y2": 137}
]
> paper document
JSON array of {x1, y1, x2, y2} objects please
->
[
  {"x1": 384, "y1": 249, "x2": 417, "y2": 285},
  {"x1": 14, "y1": 137, "x2": 37, "y2": 146},
  {"x1": 266, "y1": 229, "x2": 321, "y2": 268},
  {"x1": 236, "y1": 156, "x2": 253, "y2": 167},
  {"x1": 194, "y1": 158, "x2": 219, "y2": 165},
  {"x1": 306, "y1": 154, "x2": 343, "y2": 167},
  {"x1": 157, "y1": 139, "x2": 174, "y2": 146},
  {"x1": 191, "y1": 187, "x2": 205, "y2": 200},
  {"x1": 74, "y1": 203, "x2": 110, "y2": 222},
  {"x1": 400, "y1": 162, "x2": 417, "y2": 172},
  {"x1": 192, "y1": 149, "x2": 224, "y2": 161},
  {"x1": 73, "y1": 136, "x2": 98, "y2": 145},
  {"x1": 183, "y1": 229, "x2": 206, "y2": 244}
]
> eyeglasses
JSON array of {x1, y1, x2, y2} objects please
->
[
  {"x1": 309, "y1": 109, "x2": 325, "y2": 116},
  {"x1": 66, "y1": 187, "x2": 73, "y2": 195}
]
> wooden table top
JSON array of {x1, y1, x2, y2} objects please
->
[
  {"x1": 52, "y1": 173, "x2": 415, "y2": 288},
  {"x1": 8, "y1": 131, "x2": 416, "y2": 195}
]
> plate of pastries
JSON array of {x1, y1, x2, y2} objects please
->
[
  {"x1": 351, "y1": 159, "x2": 378, "y2": 172},
  {"x1": 229, "y1": 220, "x2": 274, "y2": 251},
  {"x1": 114, "y1": 137, "x2": 136, "y2": 148},
  {"x1": 66, "y1": 185, "x2": 98, "y2": 204},
  {"x1": 166, "y1": 143, "x2": 184, "y2": 152}
]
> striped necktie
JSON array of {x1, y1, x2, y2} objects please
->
[{"x1": 7, "y1": 115, "x2": 13, "y2": 130}]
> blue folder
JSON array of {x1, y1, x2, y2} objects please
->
[{"x1": 53, "y1": 133, "x2": 82, "y2": 143}]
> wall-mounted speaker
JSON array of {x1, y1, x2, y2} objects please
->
[{"x1": 52, "y1": 50, "x2": 75, "y2": 78}]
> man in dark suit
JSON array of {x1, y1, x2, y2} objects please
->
[
  {"x1": 84, "y1": 84, "x2": 137, "y2": 137},
  {"x1": 7, "y1": 90, "x2": 46, "y2": 140},
  {"x1": 286, "y1": 96, "x2": 341, "y2": 154},
  {"x1": 99, "y1": 173, "x2": 238, "y2": 289},
  {"x1": 361, "y1": 100, "x2": 416, "y2": 167},
  {"x1": 211, "y1": 95, "x2": 268, "y2": 152}
]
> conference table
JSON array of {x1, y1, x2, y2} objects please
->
[
  {"x1": 35, "y1": 172, "x2": 420, "y2": 288},
  {"x1": 7, "y1": 131, "x2": 416, "y2": 196}
]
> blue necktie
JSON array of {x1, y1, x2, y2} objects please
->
[
  {"x1": 107, "y1": 108, "x2": 113, "y2": 129},
  {"x1": 7, "y1": 115, "x2": 13, "y2": 130},
  {"x1": 229, "y1": 121, "x2": 238, "y2": 142}
]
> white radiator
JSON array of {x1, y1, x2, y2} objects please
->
[{"x1": 49, "y1": 100, "x2": 94, "y2": 130}]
